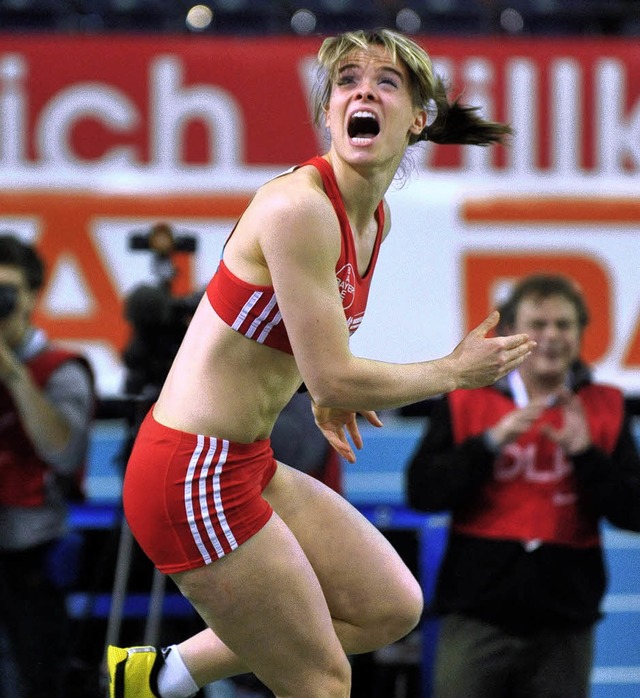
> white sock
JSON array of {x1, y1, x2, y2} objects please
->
[{"x1": 157, "y1": 645, "x2": 199, "y2": 698}]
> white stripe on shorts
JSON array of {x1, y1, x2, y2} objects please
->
[
  {"x1": 211, "y1": 440, "x2": 238, "y2": 551},
  {"x1": 184, "y1": 435, "x2": 213, "y2": 564},
  {"x1": 198, "y1": 438, "x2": 225, "y2": 559},
  {"x1": 184, "y1": 435, "x2": 238, "y2": 564}
]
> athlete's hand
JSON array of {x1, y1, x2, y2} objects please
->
[
  {"x1": 449, "y1": 311, "x2": 536, "y2": 390},
  {"x1": 311, "y1": 402, "x2": 383, "y2": 463}
]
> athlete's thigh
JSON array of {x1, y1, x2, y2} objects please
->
[
  {"x1": 263, "y1": 463, "x2": 422, "y2": 645},
  {"x1": 170, "y1": 510, "x2": 346, "y2": 692}
]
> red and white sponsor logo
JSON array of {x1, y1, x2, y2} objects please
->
[{"x1": 336, "y1": 263, "x2": 356, "y2": 310}]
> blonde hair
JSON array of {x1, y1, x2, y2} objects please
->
[{"x1": 312, "y1": 28, "x2": 512, "y2": 147}]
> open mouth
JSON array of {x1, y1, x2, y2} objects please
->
[{"x1": 348, "y1": 111, "x2": 380, "y2": 142}]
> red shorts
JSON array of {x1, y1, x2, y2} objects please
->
[{"x1": 123, "y1": 409, "x2": 277, "y2": 574}]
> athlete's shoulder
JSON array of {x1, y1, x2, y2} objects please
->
[{"x1": 253, "y1": 163, "x2": 334, "y2": 224}]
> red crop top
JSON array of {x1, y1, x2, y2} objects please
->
[{"x1": 206, "y1": 156, "x2": 384, "y2": 355}]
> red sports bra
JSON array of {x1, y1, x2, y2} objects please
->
[{"x1": 206, "y1": 156, "x2": 384, "y2": 355}]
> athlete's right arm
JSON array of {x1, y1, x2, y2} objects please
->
[{"x1": 255, "y1": 177, "x2": 535, "y2": 412}]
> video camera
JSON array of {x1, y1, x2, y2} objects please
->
[
  {"x1": 128, "y1": 222, "x2": 197, "y2": 291},
  {"x1": 122, "y1": 223, "x2": 200, "y2": 397},
  {"x1": 128, "y1": 225, "x2": 197, "y2": 254}
]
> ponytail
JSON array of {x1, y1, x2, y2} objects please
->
[{"x1": 414, "y1": 76, "x2": 513, "y2": 147}]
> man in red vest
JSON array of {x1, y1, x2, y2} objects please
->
[
  {"x1": 407, "y1": 274, "x2": 640, "y2": 698},
  {"x1": 0, "y1": 234, "x2": 95, "y2": 698}
]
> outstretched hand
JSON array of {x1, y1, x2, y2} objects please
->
[
  {"x1": 311, "y1": 402, "x2": 383, "y2": 463},
  {"x1": 451, "y1": 310, "x2": 536, "y2": 390}
]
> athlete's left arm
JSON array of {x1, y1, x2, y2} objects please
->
[{"x1": 309, "y1": 198, "x2": 390, "y2": 462}]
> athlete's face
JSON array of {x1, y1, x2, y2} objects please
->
[
  {"x1": 511, "y1": 294, "x2": 583, "y2": 386},
  {"x1": 324, "y1": 46, "x2": 427, "y2": 167}
]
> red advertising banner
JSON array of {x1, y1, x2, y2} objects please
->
[
  {"x1": 0, "y1": 35, "x2": 639, "y2": 395},
  {"x1": 1, "y1": 34, "x2": 639, "y2": 174}
]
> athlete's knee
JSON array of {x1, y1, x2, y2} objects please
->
[
  {"x1": 376, "y1": 574, "x2": 424, "y2": 645},
  {"x1": 270, "y1": 651, "x2": 351, "y2": 698},
  {"x1": 313, "y1": 654, "x2": 351, "y2": 698}
]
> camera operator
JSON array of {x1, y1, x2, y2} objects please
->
[
  {"x1": 123, "y1": 223, "x2": 199, "y2": 399},
  {"x1": 0, "y1": 234, "x2": 95, "y2": 698}
]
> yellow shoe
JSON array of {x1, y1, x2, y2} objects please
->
[{"x1": 107, "y1": 645, "x2": 163, "y2": 698}]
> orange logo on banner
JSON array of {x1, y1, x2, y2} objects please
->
[
  {"x1": 462, "y1": 196, "x2": 640, "y2": 368},
  {"x1": 623, "y1": 318, "x2": 640, "y2": 366},
  {"x1": 0, "y1": 192, "x2": 250, "y2": 350},
  {"x1": 463, "y1": 254, "x2": 610, "y2": 364}
]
